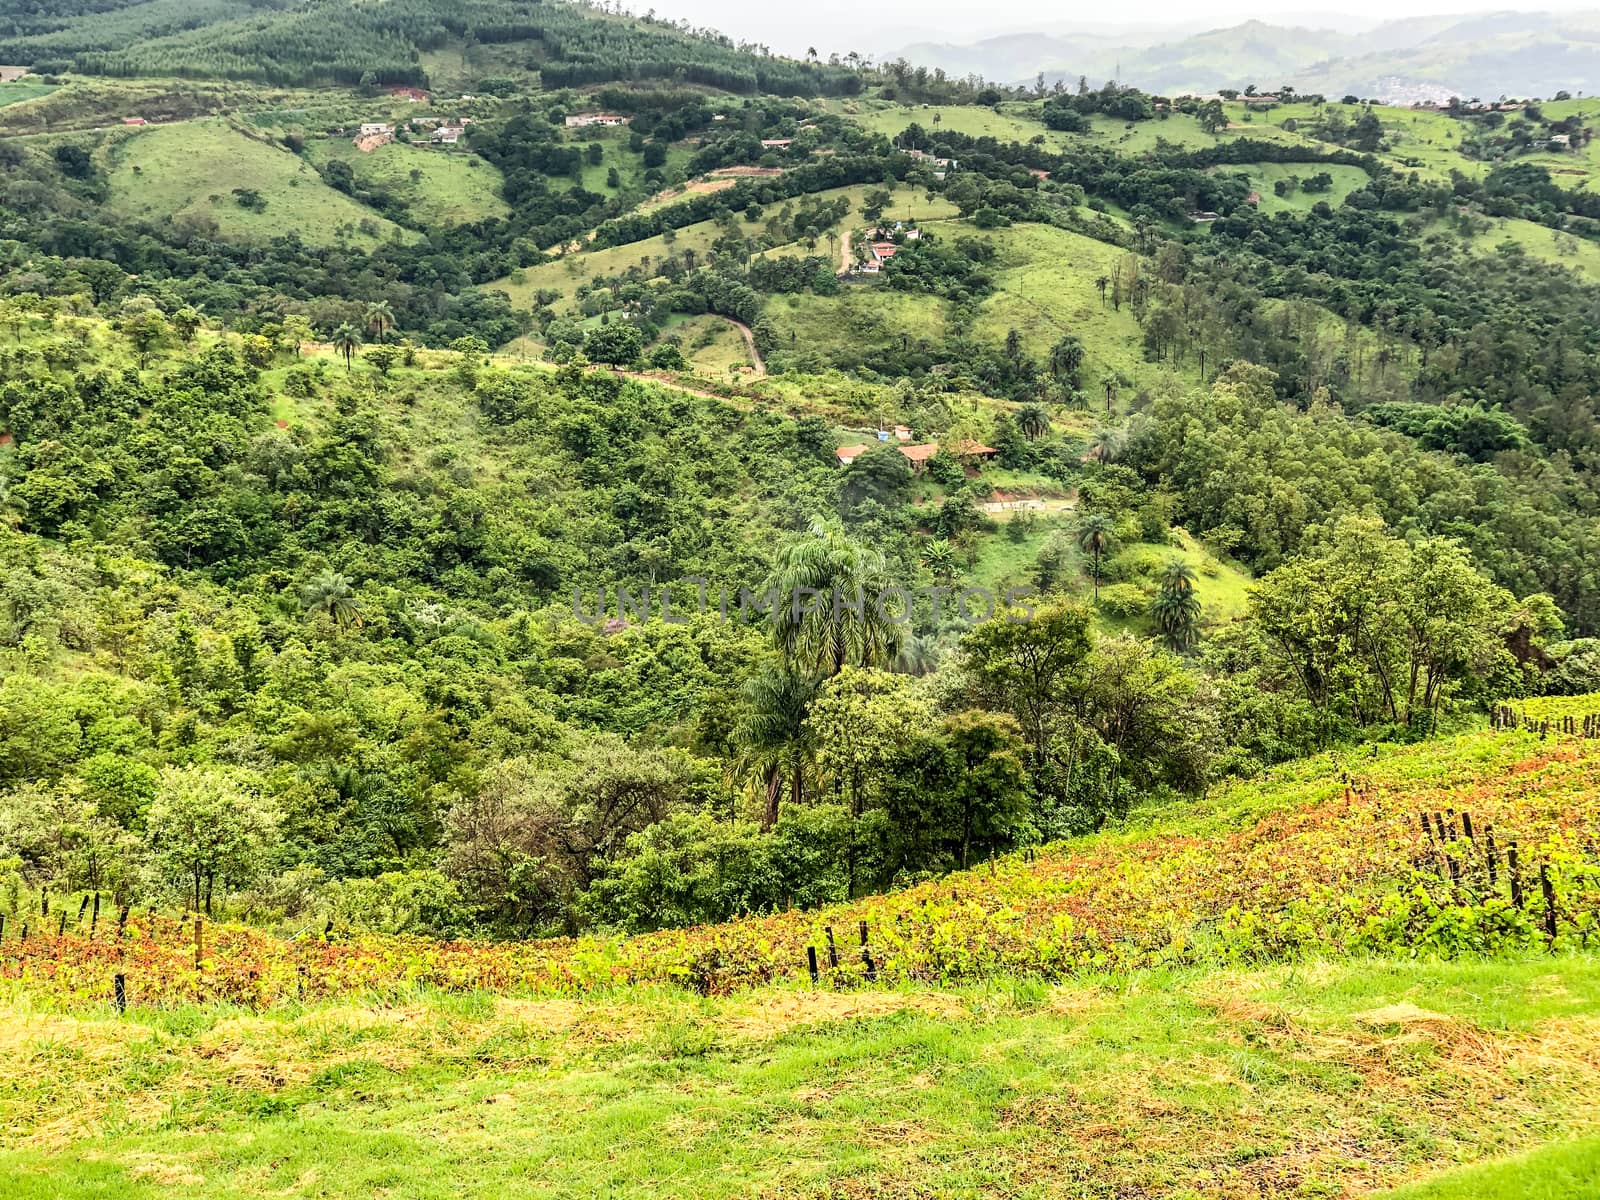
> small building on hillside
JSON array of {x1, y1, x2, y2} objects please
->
[
  {"x1": 760, "y1": 137, "x2": 793, "y2": 148},
  {"x1": 122, "y1": 117, "x2": 147, "y2": 126},
  {"x1": 836, "y1": 440, "x2": 997, "y2": 471},
  {"x1": 565, "y1": 111, "x2": 629, "y2": 127},
  {"x1": 359, "y1": 122, "x2": 394, "y2": 137},
  {"x1": 870, "y1": 241, "x2": 900, "y2": 265},
  {"x1": 949, "y1": 440, "x2": 999, "y2": 462},
  {"x1": 389, "y1": 86, "x2": 432, "y2": 103}
]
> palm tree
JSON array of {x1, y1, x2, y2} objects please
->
[
  {"x1": 1087, "y1": 427, "x2": 1124, "y2": 464},
  {"x1": 301, "y1": 570, "x2": 363, "y2": 631},
  {"x1": 1159, "y1": 560, "x2": 1197, "y2": 596},
  {"x1": 894, "y1": 632, "x2": 939, "y2": 678},
  {"x1": 922, "y1": 538, "x2": 958, "y2": 583},
  {"x1": 766, "y1": 518, "x2": 900, "y2": 678},
  {"x1": 1077, "y1": 512, "x2": 1115, "y2": 600},
  {"x1": 1048, "y1": 335, "x2": 1084, "y2": 387},
  {"x1": 1152, "y1": 580, "x2": 1202, "y2": 650},
  {"x1": 365, "y1": 301, "x2": 395, "y2": 343},
  {"x1": 332, "y1": 323, "x2": 361, "y2": 371},
  {"x1": 1102, "y1": 372, "x2": 1120, "y2": 413},
  {"x1": 735, "y1": 668, "x2": 817, "y2": 829},
  {"x1": 1094, "y1": 275, "x2": 1110, "y2": 306},
  {"x1": 1017, "y1": 403, "x2": 1051, "y2": 440}
]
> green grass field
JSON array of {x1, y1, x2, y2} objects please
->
[
  {"x1": 1421, "y1": 214, "x2": 1600, "y2": 280},
  {"x1": 0, "y1": 79, "x2": 53, "y2": 108},
  {"x1": 1376, "y1": 1136, "x2": 1600, "y2": 1200},
  {"x1": 306, "y1": 137, "x2": 508, "y2": 225},
  {"x1": 658, "y1": 312, "x2": 755, "y2": 376},
  {"x1": 763, "y1": 287, "x2": 948, "y2": 366},
  {"x1": 1226, "y1": 161, "x2": 1371, "y2": 215},
  {"x1": 965, "y1": 220, "x2": 1160, "y2": 397},
  {"x1": 2, "y1": 953, "x2": 1596, "y2": 1198},
  {"x1": 488, "y1": 218, "x2": 727, "y2": 313},
  {"x1": 103, "y1": 118, "x2": 413, "y2": 248}
]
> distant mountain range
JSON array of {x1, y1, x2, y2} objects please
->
[{"x1": 895, "y1": 11, "x2": 1600, "y2": 102}]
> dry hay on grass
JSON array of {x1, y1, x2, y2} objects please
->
[{"x1": 717, "y1": 989, "x2": 969, "y2": 1040}]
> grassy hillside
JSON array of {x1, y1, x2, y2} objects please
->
[
  {"x1": 4, "y1": 716, "x2": 1600, "y2": 1197},
  {"x1": 0, "y1": 78, "x2": 53, "y2": 108},
  {"x1": 306, "y1": 137, "x2": 509, "y2": 226},
  {"x1": 1226, "y1": 161, "x2": 1371, "y2": 215},
  {"x1": 966, "y1": 221, "x2": 1157, "y2": 394},
  {"x1": 103, "y1": 118, "x2": 412, "y2": 247},
  {"x1": 9, "y1": 712, "x2": 1599, "y2": 1004}
]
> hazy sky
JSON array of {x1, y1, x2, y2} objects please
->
[{"x1": 645, "y1": 2, "x2": 1596, "y2": 57}]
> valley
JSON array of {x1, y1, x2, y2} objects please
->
[{"x1": 0, "y1": 2, "x2": 1599, "y2": 1196}]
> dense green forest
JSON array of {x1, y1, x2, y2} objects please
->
[
  {"x1": 0, "y1": 0, "x2": 866, "y2": 92},
  {"x1": 1, "y1": 0, "x2": 1599, "y2": 940}
]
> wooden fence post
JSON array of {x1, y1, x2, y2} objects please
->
[
  {"x1": 117, "y1": 906, "x2": 129, "y2": 940},
  {"x1": 806, "y1": 946, "x2": 819, "y2": 985},
  {"x1": 1509, "y1": 843, "x2": 1523, "y2": 909},
  {"x1": 1540, "y1": 865, "x2": 1558, "y2": 946},
  {"x1": 1461, "y1": 812, "x2": 1474, "y2": 841},
  {"x1": 1485, "y1": 827, "x2": 1499, "y2": 889},
  {"x1": 90, "y1": 893, "x2": 100, "y2": 940},
  {"x1": 194, "y1": 916, "x2": 204, "y2": 973},
  {"x1": 824, "y1": 926, "x2": 839, "y2": 971},
  {"x1": 77, "y1": 894, "x2": 89, "y2": 923},
  {"x1": 40, "y1": 888, "x2": 47, "y2": 917},
  {"x1": 57, "y1": 912, "x2": 66, "y2": 938},
  {"x1": 0, "y1": 913, "x2": 5, "y2": 943},
  {"x1": 113, "y1": 973, "x2": 127, "y2": 1015}
]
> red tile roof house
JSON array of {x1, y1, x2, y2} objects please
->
[
  {"x1": 122, "y1": 117, "x2": 147, "y2": 126},
  {"x1": 838, "y1": 441, "x2": 995, "y2": 471}
]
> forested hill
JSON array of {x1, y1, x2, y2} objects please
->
[{"x1": 0, "y1": 0, "x2": 864, "y2": 93}]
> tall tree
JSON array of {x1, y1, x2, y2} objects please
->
[
  {"x1": 332, "y1": 323, "x2": 362, "y2": 371},
  {"x1": 765, "y1": 519, "x2": 901, "y2": 678},
  {"x1": 1077, "y1": 512, "x2": 1115, "y2": 600},
  {"x1": 735, "y1": 667, "x2": 817, "y2": 829},
  {"x1": 365, "y1": 301, "x2": 396, "y2": 343},
  {"x1": 301, "y1": 570, "x2": 363, "y2": 630}
]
